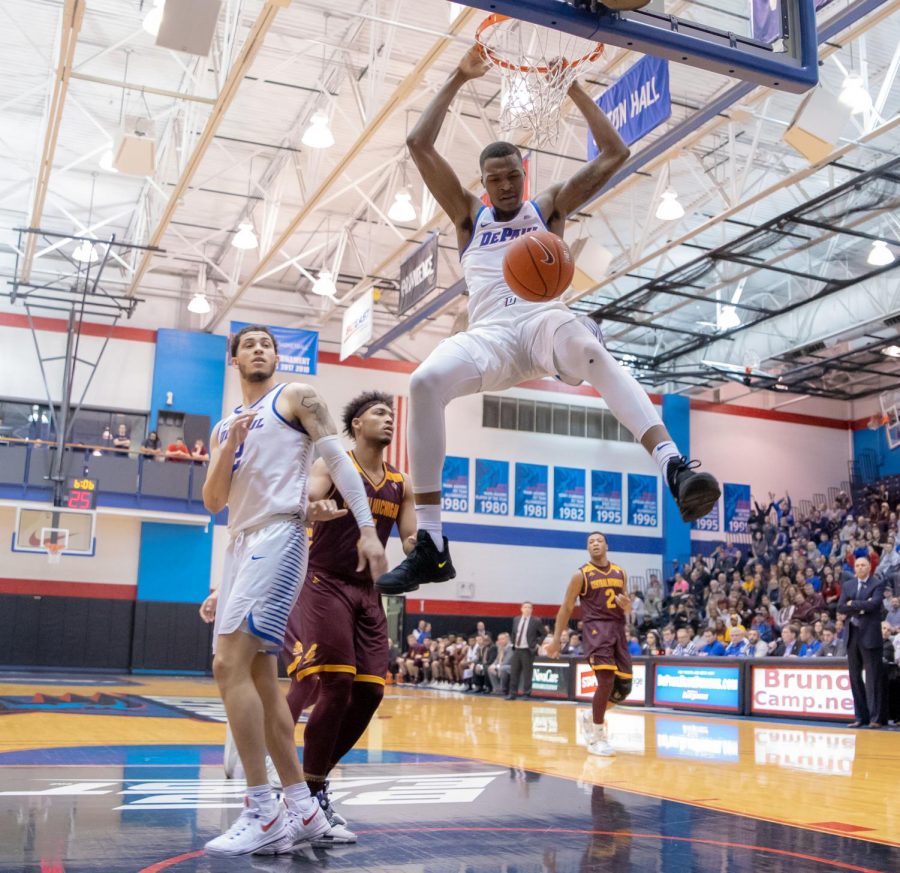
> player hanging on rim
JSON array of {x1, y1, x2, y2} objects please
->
[
  {"x1": 378, "y1": 45, "x2": 720, "y2": 595},
  {"x1": 202, "y1": 325, "x2": 387, "y2": 856},
  {"x1": 547, "y1": 531, "x2": 632, "y2": 757}
]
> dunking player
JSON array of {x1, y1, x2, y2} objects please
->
[
  {"x1": 281, "y1": 391, "x2": 416, "y2": 844},
  {"x1": 202, "y1": 325, "x2": 387, "y2": 855},
  {"x1": 547, "y1": 532, "x2": 631, "y2": 757},
  {"x1": 378, "y1": 46, "x2": 720, "y2": 594}
]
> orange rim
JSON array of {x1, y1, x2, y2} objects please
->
[{"x1": 475, "y1": 13, "x2": 604, "y2": 75}]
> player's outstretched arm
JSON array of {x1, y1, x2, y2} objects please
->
[
  {"x1": 305, "y1": 457, "x2": 348, "y2": 523},
  {"x1": 539, "y1": 80, "x2": 630, "y2": 226},
  {"x1": 546, "y1": 571, "x2": 583, "y2": 658},
  {"x1": 407, "y1": 45, "x2": 486, "y2": 230},
  {"x1": 203, "y1": 416, "x2": 254, "y2": 513}
]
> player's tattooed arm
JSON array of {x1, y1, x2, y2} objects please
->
[{"x1": 283, "y1": 383, "x2": 340, "y2": 441}]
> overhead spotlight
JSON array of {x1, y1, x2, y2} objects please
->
[
  {"x1": 717, "y1": 305, "x2": 741, "y2": 330},
  {"x1": 302, "y1": 112, "x2": 335, "y2": 150},
  {"x1": 72, "y1": 240, "x2": 99, "y2": 264},
  {"x1": 231, "y1": 221, "x2": 258, "y2": 250},
  {"x1": 655, "y1": 190, "x2": 684, "y2": 221},
  {"x1": 838, "y1": 74, "x2": 872, "y2": 115},
  {"x1": 99, "y1": 147, "x2": 117, "y2": 173},
  {"x1": 388, "y1": 190, "x2": 417, "y2": 223},
  {"x1": 188, "y1": 293, "x2": 211, "y2": 314},
  {"x1": 867, "y1": 239, "x2": 894, "y2": 266},
  {"x1": 311, "y1": 269, "x2": 337, "y2": 297},
  {"x1": 142, "y1": 0, "x2": 165, "y2": 37},
  {"x1": 881, "y1": 345, "x2": 900, "y2": 359}
]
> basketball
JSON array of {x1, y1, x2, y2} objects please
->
[{"x1": 502, "y1": 230, "x2": 575, "y2": 303}]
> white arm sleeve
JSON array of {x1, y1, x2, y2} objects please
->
[{"x1": 314, "y1": 435, "x2": 374, "y2": 528}]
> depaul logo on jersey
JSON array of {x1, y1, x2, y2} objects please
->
[{"x1": 478, "y1": 224, "x2": 539, "y2": 248}]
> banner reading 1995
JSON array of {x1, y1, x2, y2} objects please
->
[
  {"x1": 692, "y1": 501, "x2": 721, "y2": 532},
  {"x1": 515, "y1": 463, "x2": 548, "y2": 519},
  {"x1": 723, "y1": 483, "x2": 751, "y2": 533},
  {"x1": 441, "y1": 456, "x2": 469, "y2": 513},
  {"x1": 591, "y1": 470, "x2": 623, "y2": 525},
  {"x1": 474, "y1": 459, "x2": 509, "y2": 516},
  {"x1": 554, "y1": 467, "x2": 586, "y2": 522},
  {"x1": 627, "y1": 473, "x2": 658, "y2": 527}
]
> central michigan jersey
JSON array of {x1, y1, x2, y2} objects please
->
[
  {"x1": 579, "y1": 561, "x2": 627, "y2": 623},
  {"x1": 460, "y1": 199, "x2": 568, "y2": 326},
  {"x1": 219, "y1": 383, "x2": 314, "y2": 535},
  {"x1": 308, "y1": 452, "x2": 404, "y2": 584}
]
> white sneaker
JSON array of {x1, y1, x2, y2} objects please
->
[
  {"x1": 587, "y1": 723, "x2": 615, "y2": 757},
  {"x1": 578, "y1": 708, "x2": 596, "y2": 744},
  {"x1": 205, "y1": 800, "x2": 287, "y2": 855},
  {"x1": 310, "y1": 786, "x2": 356, "y2": 845},
  {"x1": 256, "y1": 801, "x2": 330, "y2": 854}
]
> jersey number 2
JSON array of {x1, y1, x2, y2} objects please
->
[{"x1": 605, "y1": 588, "x2": 617, "y2": 609}]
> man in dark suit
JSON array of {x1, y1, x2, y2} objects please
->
[
  {"x1": 507, "y1": 601, "x2": 543, "y2": 699},
  {"x1": 837, "y1": 556, "x2": 886, "y2": 728}
]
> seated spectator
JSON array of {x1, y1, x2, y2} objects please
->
[
  {"x1": 793, "y1": 592, "x2": 816, "y2": 624},
  {"x1": 723, "y1": 613, "x2": 745, "y2": 643},
  {"x1": 798, "y1": 625, "x2": 821, "y2": 657},
  {"x1": 472, "y1": 633, "x2": 496, "y2": 693},
  {"x1": 191, "y1": 438, "x2": 209, "y2": 463},
  {"x1": 642, "y1": 629, "x2": 665, "y2": 656},
  {"x1": 746, "y1": 629, "x2": 769, "y2": 658},
  {"x1": 414, "y1": 620, "x2": 430, "y2": 644},
  {"x1": 487, "y1": 632, "x2": 512, "y2": 695},
  {"x1": 671, "y1": 628, "x2": 698, "y2": 656},
  {"x1": 816, "y1": 626, "x2": 845, "y2": 658},
  {"x1": 96, "y1": 426, "x2": 114, "y2": 456},
  {"x1": 399, "y1": 633, "x2": 427, "y2": 684},
  {"x1": 112, "y1": 423, "x2": 131, "y2": 452},
  {"x1": 671, "y1": 574, "x2": 690, "y2": 599},
  {"x1": 724, "y1": 626, "x2": 750, "y2": 657},
  {"x1": 770, "y1": 624, "x2": 801, "y2": 657},
  {"x1": 661, "y1": 625, "x2": 676, "y2": 654},
  {"x1": 565, "y1": 633, "x2": 583, "y2": 657},
  {"x1": 142, "y1": 430, "x2": 163, "y2": 460},
  {"x1": 627, "y1": 630, "x2": 641, "y2": 656},
  {"x1": 698, "y1": 628, "x2": 725, "y2": 656},
  {"x1": 821, "y1": 573, "x2": 841, "y2": 608},
  {"x1": 166, "y1": 438, "x2": 192, "y2": 462},
  {"x1": 886, "y1": 596, "x2": 900, "y2": 633},
  {"x1": 630, "y1": 592, "x2": 646, "y2": 628}
]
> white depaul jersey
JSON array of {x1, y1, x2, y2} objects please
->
[
  {"x1": 460, "y1": 199, "x2": 568, "y2": 326},
  {"x1": 217, "y1": 383, "x2": 314, "y2": 535}
]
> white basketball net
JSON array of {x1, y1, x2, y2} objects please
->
[{"x1": 476, "y1": 14, "x2": 604, "y2": 145}]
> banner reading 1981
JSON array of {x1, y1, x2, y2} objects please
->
[
  {"x1": 474, "y1": 459, "x2": 509, "y2": 516},
  {"x1": 515, "y1": 463, "x2": 548, "y2": 519},
  {"x1": 627, "y1": 473, "x2": 658, "y2": 527},
  {"x1": 554, "y1": 467, "x2": 586, "y2": 522},
  {"x1": 441, "y1": 456, "x2": 469, "y2": 513},
  {"x1": 723, "y1": 483, "x2": 751, "y2": 533},
  {"x1": 591, "y1": 470, "x2": 623, "y2": 525}
]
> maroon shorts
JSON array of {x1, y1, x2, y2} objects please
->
[
  {"x1": 282, "y1": 568, "x2": 388, "y2": 687},
  {"x1": 582, "y1": 619, "x2": 632, "y2": 678}
]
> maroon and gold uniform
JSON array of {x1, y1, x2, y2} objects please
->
[
  {"x1": 283, "y1": 453, "x2": 404, "y2": 687},
  {"x1": 579, "y1": 560, "x2": 632, "y2": 680}
]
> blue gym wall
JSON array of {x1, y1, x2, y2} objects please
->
[
  {"x1": 661, "y1": 394, "x2": 691, "y2": 570},
  {"x1": 852, "y1": 426, "x2": 900, "y2": 479}
]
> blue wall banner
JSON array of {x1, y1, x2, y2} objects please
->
[
  {"x1": 229, "y1": 321, "x2": 318, "y2": 375},
  {"x1": 554, "y1": 466, "x2": 586, "y2": 522},
  {"x1": 627, "y1": 473, "x2": 658, "y2": 528},
  {"x1": 591, "y1": 470, "x2": 623, "y2": 526},
  {"x1": 723, "y1": 483, "x2": 751, "y2": 533},
  {"x1": 441, "y1": 456, "x2": 469, "y2": 513},
  {"x1": 691, "y1": 501, "x2": 721, "y2": 532},
  {"x1": 653, "y1": 663, "x2": 742, "y2": 713},
  {"x1": 515, "y1": 463, "x2": 548, "y2": 519},
  {"x1": 474, "y1": 459, "x2": 509, "y2": 516},
  {"x1": 588, "y1": 55, "x2": 670, "y2": 156}
]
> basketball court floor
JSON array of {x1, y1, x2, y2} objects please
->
[{"x1": 2, "y1": 674, "x2": 897, "y2": 873}]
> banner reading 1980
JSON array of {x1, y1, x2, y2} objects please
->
[
  {"x1": 515, "y1": 463, "x2": 548, "y2": 519},
  {"x1": 554, "y1": 467, "x2": 586, "y2": 522},
  {"x1": 474, "y1": 459, "x2": 509, "y2": 516},
  {"x1": 627, "y1": 473, "x2": 658, "y2": 527},
  {"x1": 591, "y1": 470, "x2": 623, "y2": 525},
  {"x1": 441, "y1": 456, "x2": 469, "y2": 513},
  {"x1": 723, "y1": 483, "x2": 751, "y2": 533}
]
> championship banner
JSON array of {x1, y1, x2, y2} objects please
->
[
  {"x1": 692, "y1": 500, "x2": 721, "y2": 532},
  {"x1": 441, "y1": 456, "x2": 469, "y2": 513},
  {"x1": 627, "y1": 473, "x2": 658, "y2": 528},
  {"x1": 398, "y1": 232, "x2": 438, "y2": 315},
  {"x1": 474, "y1": 458, "x2": 509, "y2": 516},
  {"x1": 229, "y1": 321, "x2": 318, "y2": 375},
  {"x1": 591, "y1": 469, "x2": 623, "y2": 526},
  {"x1": 723, "y1": 483, "x2": 751, "y2": 533},
  {"x1": 588, "y1": 55, "x2": 670, "y2": 156},
  {"x1": 751, "y1": 0, "x2": 833, "y2": 44},
  {"x1": 339, "y1": 289, "x2": 374, "y2": 360},
  {"x1": 554, "y1": 466, "x2": 586, "y2": 522},
  {"x1": 515, "y1": 463, "x2": 548, "y2": 519}
]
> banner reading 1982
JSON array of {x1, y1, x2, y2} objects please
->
[
  {"x1": 515, "y1": 463, "x2": 548, "y2": 519},
  {"x1": 554, "y1": 467, "x2": 586, "y2": 522},
  {"x1": 474, "y1": 459, "x2": 509, "y2": 516},
  {"x1": 591, "y1": 470, "x2": 623, "y2": 525},
  {"x1": 723, "y1": 483, "x2": 751, "y2": 533},
  {"x1": 441, "y1": 456, "x2": 469, "y2": 513},
  {"x1": 627, "y1": 473, "x2": 658, "y2": 527}
]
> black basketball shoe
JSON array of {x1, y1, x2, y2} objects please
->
[
  {"x1": 376, "y1": 530, "x2": 456, "y2": 595},
  {"x1": 666, "y1": 457, "x2": 721, "y2": 523}
]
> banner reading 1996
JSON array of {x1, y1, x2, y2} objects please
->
[
  {"x1": 474, "y1": 459, "x2": 509, "y2": 516},
  {"x1": 515, "y1": 463, "x2": 548, "y2": 519},
  {"x1": 441, "y1": 456, "x2": 469, "y2": 513},
  {"x1": 627, "y1": 473, "x2": 658, "y2": 527},
  {"x1": 723, "y1": 483, "x2": 751, "y2": 533},
  {"x1": 591, "y1": 470, "x2": 623, "y2": 525},
  {"x1": 554, "y1": 467, "x2": 586, "y2": 522}
]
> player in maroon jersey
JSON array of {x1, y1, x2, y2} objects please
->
[
  {"x1": 282, "y1": 391, "x2": 416, "y2": 843},
  {"x1": 547, "y1": 531, "x2": 632, "y2": 757}
]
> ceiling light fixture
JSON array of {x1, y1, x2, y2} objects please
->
[
  {"x1": 867, "y1": 239, "x2": 894, "y2": 266},
  {"x1": 142, "y1": 0, "x2": 165, "y2": 37},
  {"x1": 655, "y1": 190, "x2": 684, "y2": 222},
  {"x1": 388, "y1": 190, "x2": 417, "y2": 223},
  {"x1": 311, "y1": 269, "x2": 337, "y2": 297},
  {"x1": 881, "y1": 344, "x2": 900, "y2": 359},
  {"x1": 188, "y1": 293, "x2": 211, "y2": 314},
  {"x1": 72, "y1": 240, "x2": 99, "y2": 264},
  {"x1": 838, "y1": 74, "x2": 872, "y2": 115},
  {"x1": 232, "y1": 221, "x2": 258, "y2": 250},
  {"x1": 302, "y1": 112, "x2": 334, "y2": 150},
  {"x1": 716, "y1": 305, "x2": 741, "y2": 330},
  {"x1": 99, "y1": 147, "x2": 117, "y2": 173}
]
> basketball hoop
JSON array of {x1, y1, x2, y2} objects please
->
[
  {"x1": 476, "y1": 14, "x2": 604, "y2": 144},
  {"x1": 44, "y1": 542, "x2": 65, "y2": 565},
  {"x1": 40, "y1": 527, "x2": 69, "y2": 565}
]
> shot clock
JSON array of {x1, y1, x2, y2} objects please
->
[{"x1": 63, "y1": 477, "x2": 98, "y2": 510}]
